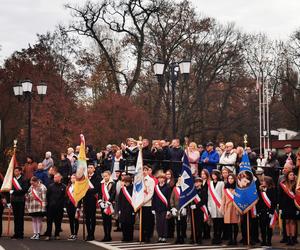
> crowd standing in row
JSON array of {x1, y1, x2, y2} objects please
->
[{"x1": 0, "y1": 138, "x2": 299, "y2": 246}]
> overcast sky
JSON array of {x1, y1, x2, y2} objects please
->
[{"x1": 0, "y1": 0, "x2": 299, "y2": 64}]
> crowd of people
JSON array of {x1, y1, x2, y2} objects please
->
[{"x1": 0, "y1": 137, "x2": 299, "y2": 247}]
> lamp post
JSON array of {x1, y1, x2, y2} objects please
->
[
  {"x1": 13, "y1": 80, "x2": 47, "y2": 153},
  {"x1": 153, "y1": 59, "x2": 191, "y2": 138}
]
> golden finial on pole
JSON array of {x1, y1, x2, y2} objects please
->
[{"x1": 243, "y1": 134, "x2": 248, "y2": 149}]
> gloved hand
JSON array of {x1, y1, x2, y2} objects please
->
[
  {"x1": 190, "y1": 204, "x2": 196, "y2": 210},
  {"x1": 100, "y1": 202, "x2": 105, "y2": 209},
  {"x1": 269, "y1": 213, "x2": 273, "y2": 219},
  {"x1": 9, "y1": 190, "x2": 14, "y2": 195},
  {"x1": 166, "y1": 211, "x2": 171, "y2": 216},
  {"x1": 181, "y1": 208, "x2": 187, "y2": 216},
  {"x1": 97, "y1": 199, "x2": 103, "y2": 204},
  {"x1": 106, "y1": 201, "x2": 112, "y2": 206},
  {"x1": 171, "y1": 208, "x2": 177, "y2": 217},
  {"x1": 7, "y1": 203, "x2": 11, "y2": 209},
  {"x1": 63, "y1": 207, "x2": 67, "y2": 213},
  {"x1": 151, "y1": 210, "x2": 156, "y2": 215}
]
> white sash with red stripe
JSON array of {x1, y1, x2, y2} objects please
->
[
  {"x1": 200, "y1": 205, "x2": 209, "y2": 222},
  {"x1": 261, "y1": 191, "x2": 271, "y2": 209},
  {"x1": 67, "y1": 185, "x2": 76, "y2": 206},
  {"x1": 280, "y1": 181, "x2": 295, "y2": 199},
  {"x1": 32, "y1": 188, "x2": 43, "y2": 206},
  {"x1": 121, "y1": 186, "x2": 133, "y2": 207},
  {"x1": 208, "y1": 181, "x2": 221, "y2": 209},
  {"x1": 270, "y1": 210, "x2": 278, "y2": 228},
  {"x1": 193, "y1": 194, "x2": 201, "y2": 204},
  {"x1": 12, "y1": 177, "x2": 22, "y2": 191},
  {"x1": 224, "y1": 188, "x2": 234, "y2": 202},
  {"x1": 101, "y1": 182, "x2": 114, "y2": 215},
  {"x1": 251, "y1": 205, "x2": 257, "y2": 218},
  {"x1": 88, "y1": 179, "x2": 94, "y2": 189},
  {"x1": 174, "y1": 187, "x2": 180, "y2": 199},
  {"x1": 155, "y1": 185, "x2": 168, "y2": 207}
]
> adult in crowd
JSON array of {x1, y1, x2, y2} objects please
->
[
  {"x1": 121, "y1": 138, "x2": 139, "y2": 174},
  {"x1": 200, "y1": 142, "x2": 220, "y2": 173},
  {"x1": 219, "y1": 142, "x2": 237, "y2": 174},
  {"x1": 23, "y1": 156, "x2": 38, "y2": 181},
  {"x1": 169, "y1": 139, "x2": 184, "y2": 179},
  {"x1": 111, "y1": 150, "x2": 125, "y2": 180},
  {"x1": 264, "y1": 151, "x2": 280, "y2": 183},
  {"x1": 66, "y1": 147, "x2": 75, "y2": 166},
  {"x1": 142, "y1": 139, "x2": 154, "y2": 166},
  {"x1": 160, "y1": 140, "x2": 171, "y2": 172},
  {"x1": 152, "y1": 140, "x2": 164, "y2": 174},
  {"x1": 58, "y1": 153, "x2": 72, "y2": 185},
  {"x1": 44, "y1": 173, "x2": 66, "y2": 240},
  {"x1": 42, "y1": 151, "x2": 54, "y2": 171},
  {"x1": 26, "y1": 176, "x2": 47, "y2": 240},
  {"x1": 186, "y1": 142, "x2": 200, "y2": 176},
  {"x1": 11, "y1": 167, "x2": 28, "y2": 239},
  {"x1": 279, "y1": 144, "x2": 297, "y2": 170},
  {"x1": 86, "y1": 145, "x2": 97, "y2": 164},
  {"x1": 34, "y1": 163, "x2": 48, "y2": 186}
]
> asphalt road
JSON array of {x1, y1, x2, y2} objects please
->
[{"x1": 0, "y1": 238, "x2": 105, "y2": 250}]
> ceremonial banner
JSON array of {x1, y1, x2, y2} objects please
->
[
  {"x1": 178, "y1": 154, "x2": 197, "y2": 211},
  {"x1": 73, "y1": 134, "x2": 89, "y2": 204},
  {"x1": 132, "y1": 148, "x2": 144, "y2": 212},
  {"x1": 1, "y1": 152, "x2": 17, "y2": 192},
  {"x1": 233, "y1": 151, "x2": 258, "y2": 214}
]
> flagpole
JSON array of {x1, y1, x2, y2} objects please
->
[
  {"x1": 247, "y1": 212, "x2": 250, "y2": 246},
  {"x1": 139, "y1": 208, "x2": 142, "y2": 243},
  {"x1": 82, "y1": 201, "x2": 85, "y2": 240},
  {"x1": 191, "y1": 208, "x2": 196, "y2": 243},
  {"x1": 7, "y1": 139, "x2": 17, "y2": 237}
]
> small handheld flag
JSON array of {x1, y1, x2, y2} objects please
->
[{"x1": 132, "y1": 147, "x2": 144, "y2": 212}]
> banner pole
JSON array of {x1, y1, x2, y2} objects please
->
[
  {"x1": 6, "y1": 206, "x2": 11, "y2": 236},
  {"x1": 82, "y1": 201, "x2": 85, "y2": 240},
  {"x1": 139, "y1": 208, "x2": 142, "y2": 243},
  {"x1": 247, "y1": 211, "x2": 250, "y2": 245},
  {"x1": 191, "y1": 208, "x2": 196, "y2": 243}
]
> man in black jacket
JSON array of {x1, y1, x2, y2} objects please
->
[
  {"x1": 84, "y1": 164, "x2": 101, "y2": 241},
  {"x1": 10, "y1": 167, "x2": 28, "y2": 239},
  {"x1": 169, "y1": 139, "x2": 184, "y2": 179},
  {"x1": 278, "y1": 144, "x2": 297, "y2": 168},
  {"x1": 44, "y1": 173, "x2": 66, "y2": 240}
]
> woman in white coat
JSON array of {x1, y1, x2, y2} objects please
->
[{"x1": 208, "y1": 169, "x2": 224, "y2": 244}]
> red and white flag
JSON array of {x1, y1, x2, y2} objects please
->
[{"x1": 1, "y1": 153, "x2": 17, "y2": 192}]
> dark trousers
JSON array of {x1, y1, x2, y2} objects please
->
[
  {"x1": 102, "y1": 213, "x2": 112, "y2": 239},
  {"x1": 191, "y1": 209, "x2": 203, "y2": 243},
  {"x1": 175, "y1": 216, "x2": 187, "y2": 241},
  {"x1": 259, "y1": 213, "x2": 272, "y2": 244},
  {"x1": 227, "y1": 223, "x2": 238, "y2": 242},
  {"x1": 121, "y1": 222, "x2": 134, "y2": 241},
  {"x1": 241, "y1": 214, "x2": 259, "y2": 243},
  {"x1": 141, "y1": 207, "x2": 154, "y2": 241},
  {"x1": 67, "y1": 204, "x2": 79, "y2": 236},
  {"x1": 12, "y1": 201, "x2": 25, "y2": 237},
  {"x1": 84, "y1": 203, "x2": 96, "y2": 238},
  {"x1": 0, "y1": 205, "x2": 4, "y2": 237},
  {"x1": 156, "y1": 211, "x2": 167, "y2": 238},
  {"x1": 46, "y1": 207, "x2": 63, "y2": 237},
  {"x1": 167, "y1": 217, "x2": 175, "y2": 238},
  {"x1": 203, "y1": 222, "x2": 211, "y2": 239},
  {"x1": 212, "y1": 218, "x2": 223, "y2": 241}
]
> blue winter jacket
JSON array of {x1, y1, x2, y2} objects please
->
[{"x1": 199, "y1": 150, "x2": 220, "y2": 173}]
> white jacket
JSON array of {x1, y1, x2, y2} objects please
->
[
  {"x1": 219, "y1": 151, "x2": 237, "y2": 173},
  {"x1": 208, "y1": 180, "x2": 224, "y2": 218}
]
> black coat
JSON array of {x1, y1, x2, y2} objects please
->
[
  {"x1": 99, "y1": 180, "x2": 116, "y2": 203},
  {"x1": 257, "y1": 188, "x2": 277, "y2": 214},
  {"x1": 58, "y1": 159, "x2": 72, "y2": 179},
  {"x1": 278, "y1": 181, "x2": 299, "y2": 219},
  {"x1": 122, "y1": 147, "x2": 139, "y2": 167},
  {"x1": 161, "y1": 146, "x2": 171, "y2": 171},
  {"x1": 11, "y1": 175, "x2": 28, "y2": 203},
  {"x1": 118, "y1": 184, "x2": 135, "y2": 224},
  {"x1": 142, "y1": 146, "x2": 154, "y2": 166},
  {"x1": 169, "y1": 147, "x2": 184, "y2": 178},
  {"x1": 46, "y1": 182, "x2": 66, "y2": 209},
  {"x1": 152, "y1": 183, "x2": 171, "y2": 212},
  {"x1": 278, "y1": 153, "x2": 297, "y2": 168},
  {"x1": 84, "y1": 173, "x2": 101, "y2": 207}
]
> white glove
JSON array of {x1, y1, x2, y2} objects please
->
[
  {"x1": 7, "y1": 203, "x2": 11, "y2": 209},
  {"x1": 151, "y1": 210, "x2": 156, "y2": 215},
  {"x1": 296, "y1": 211, "x2": 300, "y2": 216},
  {"x1": 171, "y1": 208, "x2": 177, "y2": 216},
  {"x1": 76, "y1": 208, "x2": 80, "y2": 212},
  {"x1": 106, "y1": 201, "x2": 112, "y2": 206},
  {"x1": 167, "y1": 211, "x2": 171, "y2": 216},
  {"x1": 269, "y1": 213, "x2": 273, "y2": 219},
  {"x1": 181, "y1": 208, "x2": 187, "y2": 216},
  {"x1": 190, "y1": 204, "x2": 196, "y2": 210},
  {"x1": 9, "y1": 190, "x2": 14, "y2": 194},
  {"x1": 63, "y1": 207, "x2": 67, "y2": 213},
  {"x1": 100, "y1": 202, "x2": 105, "y2": 209},
  {"x1": 97, "y1": 199, "x2": 103, "y2": 204}
]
